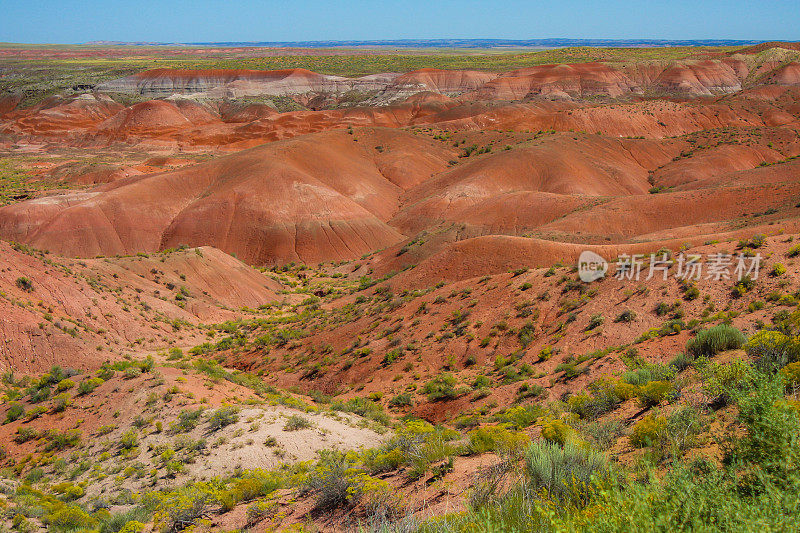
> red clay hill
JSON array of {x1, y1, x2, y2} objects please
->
[{"x1": 2, "y1": 48, "x2": 800, "y2": 271}]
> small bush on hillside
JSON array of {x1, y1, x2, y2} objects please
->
[
  {"x1": 630, "y1": 414, "x2": 668, "y2": 448},
  {"x1": 208, "y1": 406, "x2": 239, "y2": 430},
  {"x1": 780, "y1": 361, "x2": 800, "y2": 389},
  {"x1": 744, "y1": 330, "x2": 800, "y2": 371},
  {"x1": 119, "y1": 430, "x2": 138, "y2": 449},
  {"x1": 388, "y1": 393, "x2": 413, "y2": 408},
  {"x1": 686, "y1": 324, "x2": 745, "y2": 358},
  {"x1": 621, "y1": 363, "x2": 676, "y2": 387},
  {"x1": 638, "y1": 380, "x2": 675, "y2": 407},
  {"x1": 732, "y1": 275, "x2": 755, "y2": 297},
  {"x1": 304, "y1": 450, "x2": 355, "y2": 511},
  {"x1": 330, "y1": 397, "x2": 390, "y2": 426},
  {"x1": 422, "y1": 373, "x2": 459, "y2": 401},
  {"x1": 468, "y1": 426, "x2": 529, "y2": 455},
  {"x1": 771, "y1": 263, "x2": 787, "y2": 277},
  {"x1": 585, "y1": 314, "x2": 604, "y2": 331},
  {"x1": 5, "y1": 402, "x2": 25, "y2": 423},
  {"x1": 284, "y1": 415, "x2": 312, "y2": 431},
  {"x1": 15, "y1": 276, "x2": 34, "y2": 292},
  {"x1": 52, "y1": 392, "x2": 71, "y2": 412},
  {"x1": 539, "y1": 418, "x2": 574, "y2": 445},
  {"x1": 55, "y1": 378, "x2": 74, "y2": 392},
  {"x1": 44, "y1": 505, "x2": 95, "y2": 531},
  {"x1": 517, "y1": 322, "x2": 536, "y2": 347},
  {"x1": 171, "y1": 408, "x2": 204, "y2": 433},
  {"x1": 700, "y1": 358, "x2": 756, "y2": 407},
  {"x1": 77, "y1": 377, "x2": 103, "y2": 396},
  {"x1": 525, "y1": 440, "x2": 607, "y2": 504},
  {"x1": 614, "y1": 310, "x2": 636, "y2": 323}
]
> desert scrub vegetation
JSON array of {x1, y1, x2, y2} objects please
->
[
  {"x1": 686, "y1": 323, "x2": 746, "y2": 358},
  {"x1": 411, "y1": 365, "x2": 800, "y2": 532},
  {"x1": 283, "y1": 414, "x2": 313, "y2": 431}
]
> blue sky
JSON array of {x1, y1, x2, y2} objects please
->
[{"x1": 1, "y1": 0, "x2": 797, "y2": 44}]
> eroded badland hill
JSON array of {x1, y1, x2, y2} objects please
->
[{"x1": 1, "y1": 43, "x2": 800, "y2": 532}]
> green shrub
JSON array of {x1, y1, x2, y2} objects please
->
[
  {"x1": 284, "y1": 415, "x2": 312, "y2": 431},
  {"x1": 499, "y1": 405, "x2": 542, "y2": 429},
  {"x1": 52, "y1": 392, "x2": 71, "y2": 412},
  {"x1": 76, "y1": 377, "x2": 103, "y2": 396},
  {"x1": 585, "y1": 314, "x2": 604, "y2": 331},
  {"x1": 638, "y1": 380, "x2": 675, "y2": 407},
  {"x1": 630, "y1": 414, "x2": 668, "y2": 448},
  {"x1": 5, "y1": 401, "x2": 25, "y2": 423},
  {"x1": 45, "y1": 505, "x2": 95, "y2": 530},
  {"x1": 621, "y1": 363, "x2": 675, "y2": 387},
  {"x1": 780, "y1": 361, "x2": 800, "y2": 388},
  {"x1": 614, "y1": 310, "x2": 636, "y2": 323},
  {"x1": 123, "y1": 366, "x2": 142, "y2": 379},
  {"x1": 208, "y1": 406, "x2": 239, "y2": 430},
  {"x1": 304, "y1": 450, "x2": 356, "y2": 511},
  {"x1": 744, "y1": 330, "x2": 800, "y2": 370},
  {"x1": 732, "y1": 275, "x2": 755, "y2": 297},
  {"x1": 525, "y1": 440, "x2": 607, "y2": 504},
  {"x1": 388, "y1": 393, "x2": 413, "y2": 408},
  {"x1": 172, "y1": 408, "x2": 204, "y2": 433},
  {"x1": 700, "y1": 358, "x2": 756, "y2": 406},
  {"x1": 539, "y1": 418, "x2": 574, "y2": 445},
  {"x1": 55, "y1": 378, "x2": 75, "y2": 392},
  {"x1": 15, "y1": 276, "x2": 34, "y2": 292},
  {"x1": 517, "y1": 322, "x2": 536, "y2": 347},
  {"x1": 330, "y1": 397, "x2": 390, "y2": 426},
  {"x1": 120, "y1": 429, "x2": 138, "y2": 449},
  {"x1": 468, "y1": 426, "x2": 529, "y2": 455},
  {"x1": 686, "y1": 324, "x2": 745, "y2": 358},
  {"x1": 422, "y1": 373, "x2": 459, "y2": 401},
  {"x1": 771, "y1": 263, "x2": 787, "y2": 277}
]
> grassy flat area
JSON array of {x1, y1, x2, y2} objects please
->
[{"x1": 0, "y1": 44, "x2": 741, "y2": 107}]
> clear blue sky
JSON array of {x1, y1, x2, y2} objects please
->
[{"x1": 1, "y1": 0, "x2": 797, "y2": 44}]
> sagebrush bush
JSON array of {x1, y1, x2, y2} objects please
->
[
  {"x1": 686, "y1": 324, "x2": 745, "y2": 358},
  {"x1": 422, "y1": 373, "x2": 459, "y2": 401},
  {"x1": 284, "y1": 414, "x2": 312, "y2": 431},
  {"x1": 700, "y1": 358, "x2": 756, "y2": 406},
  {"x1": 5, "y1": 401, "x2": 25, "y2": 423},
  {"x1": 525, "y1": 440, "x2": 607, "y2": 504},
  {"x1": 208, "y1": 406, "x2": 239, "y2": 430}
]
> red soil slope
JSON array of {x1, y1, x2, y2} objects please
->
[
  {"x1": 0, "y1": 243, "x2": 282, "y2": 372},
  {"x1": 0, "y1": 128, "x2": 456, "y2": 264}
]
